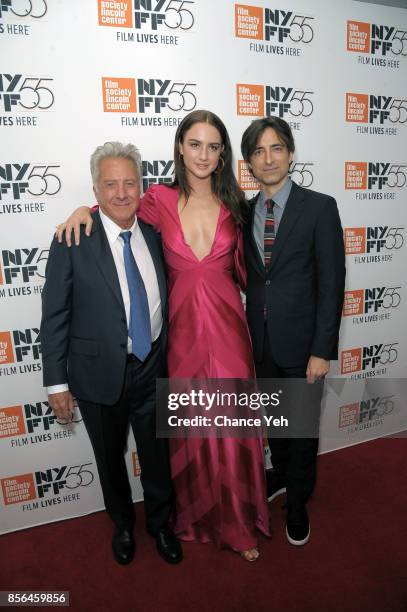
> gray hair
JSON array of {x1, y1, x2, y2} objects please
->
[{"x1": 90, "y1": 141, "x2": 142, "y2": 186}]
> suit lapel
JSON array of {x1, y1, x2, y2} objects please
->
[
  {"x1": 269, "y1": 182, "x2": 305, "y2": 272},
  {"x1": 88, "y1": 211, "x2": 125, "y2": 310},
  {"x1": 138, "y1": 221, "x2": 167, "y2": 313},
  {"x1": 247, "y1": 193, "x2": 265, "y2": 276}
]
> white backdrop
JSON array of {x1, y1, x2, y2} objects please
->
[{"x1": 0, "y1": 0, "x2": 406, "y2": 534}]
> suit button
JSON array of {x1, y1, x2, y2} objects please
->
[
  {"x1": 265, "y1": 280, "x2": 271, "y2": 286},
  {"x1": 120, "y1": 343, "x2": 126, "y2": 348}
]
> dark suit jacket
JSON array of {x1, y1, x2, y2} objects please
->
[
  {"x1": 244, "y1": 180, "x2": 345, "y2": 368},
  {"x1": 40, "y1": 211, "x2": 167, "y2": 405}
]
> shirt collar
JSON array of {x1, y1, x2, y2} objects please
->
[
  {"x1": 99, "y1": 209, "x2": 138, "y2": 246},
  {"x1": 259, "y1": 177, "x2": 293, "y2": 210}
]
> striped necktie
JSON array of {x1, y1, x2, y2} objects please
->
[
  {"x1": 264, "y1": 198, "x2": 276, "y2": 268},
  {"x1": 120, "y1": 231, "x2": 152, "y2": 361}
]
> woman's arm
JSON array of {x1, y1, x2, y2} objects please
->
[
  {"x1": 55, "y1": 185, "x2": 162, "y2": 245},
  {"x1": 137, "y1": 186, "x2": 160, "y2": 231}
]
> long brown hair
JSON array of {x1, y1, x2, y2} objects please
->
[{"x1": 172, "y1": 110, "x2": 247, "y2": 224}]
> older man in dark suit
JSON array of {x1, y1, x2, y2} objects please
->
[
  {"x1": 241, "y1": 118, "x2": 345, "y2": 546},
  {"x1": 41, "y1": 142, "x2": 182, "y2": 565}
]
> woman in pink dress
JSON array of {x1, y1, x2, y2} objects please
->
[{"x1": 58, "y1": 110, "x2": 269, "y2": 560}]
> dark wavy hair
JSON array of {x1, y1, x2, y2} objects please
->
[
  {"x1": 241, "y1": 116, "x2": 295, "y2": 162},
  {"x1": 172, "y1": 110, "x2": 247, "y2": 224}
]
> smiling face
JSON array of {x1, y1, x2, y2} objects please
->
[
  {"x1": 249, "y1": 127, "x2": 293, "y2": 195},
  {"x1": 179, "y1": 122, "x2": 224, "y2": 182},
  {"x1": 93, "y1": 156, "x2": 140, "y2": 229}
]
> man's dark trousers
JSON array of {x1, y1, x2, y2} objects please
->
[{"x1": 78, "y1": 339, "x2": 173, "y2": 534}]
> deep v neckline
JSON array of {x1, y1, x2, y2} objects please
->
[{"x1": 177, "y1": 199, "x2": 224, "y2": 263}]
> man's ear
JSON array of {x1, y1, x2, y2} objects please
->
[{"x1": 93, "y1": 185, "x2": 99, "y2": 202}]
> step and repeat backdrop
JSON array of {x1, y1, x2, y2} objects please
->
[{"x1": 1, "y1": 0, "x2": 406, "y2": 533}]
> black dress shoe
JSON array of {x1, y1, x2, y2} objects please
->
[
  {"x1": 266, "y1": 469, "x2": 287, "y2": 502},
  {"x1": 155, "y1": 528, "x2": 183, "y2": 564},
  {"x1": 112, "y1": 528, "x2": 135, "y2": 564},
  {"x1": 286, "y1": 505, "x2": 310, "y2": 546}
]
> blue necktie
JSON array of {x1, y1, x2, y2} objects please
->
[{"x1": 120, "y1": 231, "x2": 152, "y2": 361}]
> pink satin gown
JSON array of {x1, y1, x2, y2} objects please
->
[{"x1": 139, "y1": 184, "x2": 270, "y2": 550}]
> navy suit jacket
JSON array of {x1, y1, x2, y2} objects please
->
[
  {"x1": 244, "y1": 181, "x2": 346, "y2": 367},
  {"x1": 41, "y1": 211, "x2": 167, "y2": 405}
]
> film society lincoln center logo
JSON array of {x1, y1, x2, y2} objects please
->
[
  {"x1": 344, "y1": 226, "x2": 404, "y2": 262},
  {"x1": 0, "y1": 399, "x2": 80, "y2": 445},
  {"x1": 341, "y1": 342, "x2": 398, "y2": 376},
  {"x1": 338, "y1": 395, "x2": 395, "y2": 429},
  {"x1": 97, "y1": 0, "x2": 194, "y2": 31},
  {"x1": 0, "y1": 328, "x2": 41, "y2": 372},
  {"x1": 235, "y1": 5, "x2": 314, "y2": 53},
  {"x1": 236, "y1": 83, "x2": 314, "y2": 119},
  {"x1": 345, "y1": 92, "x2": 406, "y2": 134},
  {"x1": 343, "y1": 285, "x2": 401, "y2": 324},
  {"x1": 102, "y1": 77, "x2": 196, "y2": 118},
  {"x1": 347, "y1": 20, "x2": 406, "y2": 61},
  {"x1": 1, "y1": 463, "x2": 95, "y2": 508},
  {"x1": 1, "y1": 402, "x2": 56, "y2": 438},
  {"x1": 345, "y1": 162, "x2": 406, "y2": 192}
]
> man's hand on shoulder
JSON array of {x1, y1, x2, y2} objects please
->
[
  {"x1": 48, "y1": 390, "x2": 75, "y2": 421},
  {"x1": 306, "y1": 356, "x2": 330, "y2": 384}
]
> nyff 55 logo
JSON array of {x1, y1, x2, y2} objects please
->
[
  {"x1": 343, "y1": 286, "x2": 401, "y2": 316},
  {"x1": 0, "y1": 163, "x2": 61, "y2": 200},
  {"x1": 0, "y1": 0, "x2": 47, "y2": 18},
  {"x1": 98, "y1": 0, "x2": 194, "y2": 31},
  {"x1": 345, "y1": 162, "x2": 407, "y2": 189},
  {"x1": 0, "y1": 75, "x2": 54, "y2": 113},
  {"x1": 142, "y1": 159, "x2": 174, "y2": 192},
  {"x1": 238, "y1": 160, "x2": 314, "y2": 191},
  {"x1": 344, "y1": 226, "x2": 404, "y2": 254},
  {"x1": 0, "y1": 248, "x2": 48, "y2": 285},
  {"x1": 347, "y1": 21, "x2": 407, "y2": 56},
  {"x1": 235, "y1": 5, "x2": 314, "y2": 43},
  {"x1": 236, "y1": 84, "x2": 313, "y2": 117},
  {"x1": 341, "y1": 342, "x2": 398, "y2": 374},
  {"x1": 346, "y1": 93, "x2": 407, "y2": 124},
  {"x1": 1, "y1": 463, "x2": 94, "y2": 505},
  {"x1": 102, "y1": 77, "x2": 196, "y2": 113},
  {"x1": 339, "y1": 395, "x2": 394, "y2": 428},
  {"x1": 0, "y1": 402, "x2": 56, "y2": 438},
  {"x1": 0, "y1": 328, "x2": 41, "y2": 364}
]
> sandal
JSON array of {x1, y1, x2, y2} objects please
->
[{"x1": 240, "y1": 547, "x2": 260, "y2": 562}]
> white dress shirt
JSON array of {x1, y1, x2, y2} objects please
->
[{"x1": 47, "y1": 210, "x2": 162, "y2": 395}]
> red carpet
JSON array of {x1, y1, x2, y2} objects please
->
[{"x1": 1, "y1": 438, "x2": 406, "y2": 612}]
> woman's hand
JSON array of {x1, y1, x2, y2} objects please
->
[{"x1": 56, "y1": 206, "x2": 93, "y2": 246}]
